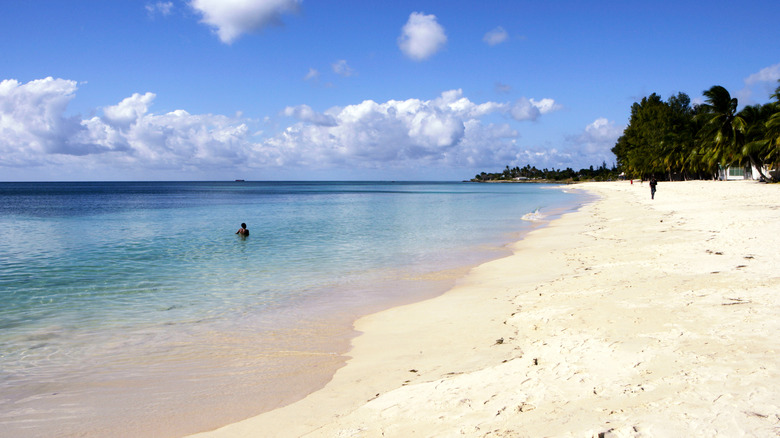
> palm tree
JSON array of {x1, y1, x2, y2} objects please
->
[
  {"x1": 659, "y1": 137, "x2": 687, "y2": 180},
  {"x1": 739, "y1": 103, "x2": 775, "y2": 181},
  {"x1": 696, "y1": 86, "x2": 746, "y2": 172},
  {"x1": 763, "y1": 82, "x2": 780, "y2": 179}
]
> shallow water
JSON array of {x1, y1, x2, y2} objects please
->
[{"x1": 0, "y1": 181, "x2": 581, "y2": 437}]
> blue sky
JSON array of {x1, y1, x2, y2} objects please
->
[{"x1": 1, "y1": 0, "x2": 778, "y2": 181}]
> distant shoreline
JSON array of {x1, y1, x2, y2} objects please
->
[{"x1": 466, "y1": 178, "x2": 580, "y2": 184}]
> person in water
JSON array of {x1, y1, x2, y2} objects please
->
[{"x1": 236, "y1": 223, "x2": 249, "y2": 236}]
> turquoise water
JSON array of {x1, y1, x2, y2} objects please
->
[{"x1": 0, "y1": 181, "x2": 580, "y2": 436}]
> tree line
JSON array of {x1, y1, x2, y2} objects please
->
[
  {"x1": 472, "y1": 162, "x2": 619, "y2": 182},
  {"x1": 612, "y1": 82, "x2": 780, "y2": 182}
]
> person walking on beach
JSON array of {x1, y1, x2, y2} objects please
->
[
  {"x1": 236, "y1": 223, "x2": 249, "y2": 236},
  {"x1": 649, "y1": 177, "x2": 658, "y2": 200}
]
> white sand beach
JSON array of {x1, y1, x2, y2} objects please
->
[{"x1": 190, "y1": 180, "x2": 780, "y2": 437}]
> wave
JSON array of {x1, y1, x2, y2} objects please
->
[{"x1": 521, "y1": 208, "x2": 544, "y2": 222}]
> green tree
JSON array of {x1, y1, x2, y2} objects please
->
[
  {"x1": 695, "y1": 85, "x2": 746, "y2": 171},
  {"x1": 762, "y1": 81, "x2": 780, "y2": 179},
  {"x1": 612, "y1": 92, "x2": 697, "y2": 179},
  {"x1": 612, "y1": 83, "x2": 779, "y2": 182},
  {"x1": 739, "y1": 103, "x2": 776, "y2": 181},
  {"x1": 612, "y1": 94, "x2": 667, "y2": 178},
  {"x1": 659, "y1": 93, "x2": 698, "y2": 180}
]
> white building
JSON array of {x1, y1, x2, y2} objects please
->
[{"x1": 718, "y1": 163, "x2": 769, "y2": 181}]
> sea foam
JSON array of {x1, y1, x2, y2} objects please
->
[{"x1": 521, "y1": 208, "x2": 544, "y2": 221}]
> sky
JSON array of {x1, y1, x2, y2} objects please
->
[{"x1": 1, "y1": 0, "x2": 779, "y2": 181}]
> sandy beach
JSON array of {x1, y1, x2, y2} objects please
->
[{"x1": 190, "y1": 180, "x2": 780, "y2": 438}]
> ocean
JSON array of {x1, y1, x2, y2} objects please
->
[{"x1": 0, "y1": 181, "x2": 582, "y2": 437}]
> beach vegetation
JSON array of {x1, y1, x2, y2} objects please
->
[
  {"x1": 474, "y1": 81, "x2": 780, "y2": 184},
  {"x1": 612, "y1": 80, "x2": 780, "y2": 182},
  {"x1": 696, "y1": 86, "x2": 750, "y2": 175},
  {"x1": 471, "y1": 161, "x2": 618, "y2": 183},
  {"x1": 763, "y1": 83, "x2": 780, "y2": 173},
  {"x1": 612, "y1": 92, "x2": 699, "y2": 180}
]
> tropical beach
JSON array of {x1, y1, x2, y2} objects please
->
[
  {"x1": 192, "y1": 180, "x2": 780, "y2": 437},
  {"x1": 3, "y1": 2, "x2": 780, "y2": 437}
]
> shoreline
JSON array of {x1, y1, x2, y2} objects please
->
[
  {"x1": 0, "y1": 183, "x2": 578, "y2": 438},
  {"x1": 190, "y1": 180, "x2": 780, "y2": 437},
  {"x1": 169, "y1": 189, "x2": 581, "y2": 437}
]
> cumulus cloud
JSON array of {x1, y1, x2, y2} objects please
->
[
  {"x1": 491, "y1": 118, "x2": 621, "y2": 172},
  {"x1": 262, "y1": 89, "x2": 563, "y2": 170},
  {"x1": 566, "y1": 117, "x2": 622, "y2": 165},
  {"x1": 85, "y1": 109, "x2": 251, "y2": 168},
  {"x1": 270, "y1": 96, "x2": 464, "y2": 167},
  {"x1": 483, "y1": 26, "x2": 508, "y2": 46},
  {"x1": 0, "y1": 77, "x2": 98, "y2": 159},
  {"x1": 102, "y1": 92, "x2": 156, "y2": 128},
  {"x1": 190, "y1": 0, "x2": 300, "y2": 44},
  {"x1": 507, "y1": 98, "x2": 562, "y2": 122},
  {"x1": 738, "y1": 62, "x2": 780, "y2": 104},
  {"x1": 1, "y1": 77, "x2": 570, "y2": 179},
  {"x1": 283, "y1": 104, "x2": 337, "y2": 126},
  {"x1": 398, "y1": 12, "x2": 447, "y2": 61},
  {"x1": 530, "y1": 98, "x2": 562, "y2": 114},
  {"x1": 745, "y1": 63, "x2": 780, "y2": 86},
  {"x1": 582, "y1": 118, "x2": 622, "y2": 144},
  {"x1": 0, "y1": 77, "x2": 254, "y2": 172}
]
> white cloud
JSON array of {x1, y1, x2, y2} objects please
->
[
  {"x1": 504, "y1": 118, "x2": 622, "y2": 172},
  {"x1": 331, "y1": 60, "x2": 355, "y2": 77},
  {"x1": 507, "y1": 98, "x2": 562, "y2": 122},
  {"x1": 0, "y1": 78, "x2": 255, "y2": 173},
  {"x1": 568, "y1": 117, "x2": 622, "y2": 164},
  {"x1": 745, "y1": 63, "x2": 780, "y2": 86},
  {"x1": 102, "y1": 92, "x2": 156, "y2": 128},
  {"x1": 483, "y1": 26, "x2": 508, "y2": 46},
  {"x1": 190, "y1": 0, "x2": 300, "y2": 44},
  {"x1": 0, "y1": 77, "x2": 95, "y2": 159},
  {"x1": 583, "y1": 118, "x2": 622, "y2": 143},
  {"x1": 738, "y1": 62, "x2": 780, "y2": 105},
  {"x1": 1, "y1": 77, "x2": 571, "y2": 179},
  {"x1": 261, "y1": 89, "x2": 562, "y2": 170},
  {"x1": 398, "y1": 12, "x2": 447, "y2": 61},
  {"x1": 146, "y1": 2, "x2": 174, "y2": 17},
  {"x1": 530, "y1": 98, "x2": 562, "y2": 114},
  {"x1": 283, "y1": 104, "x2": 337, "y2": 126}
]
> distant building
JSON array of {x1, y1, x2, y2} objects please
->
[{"x1": 718, "y1": 163, "x2": 769, "y2": 181}]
